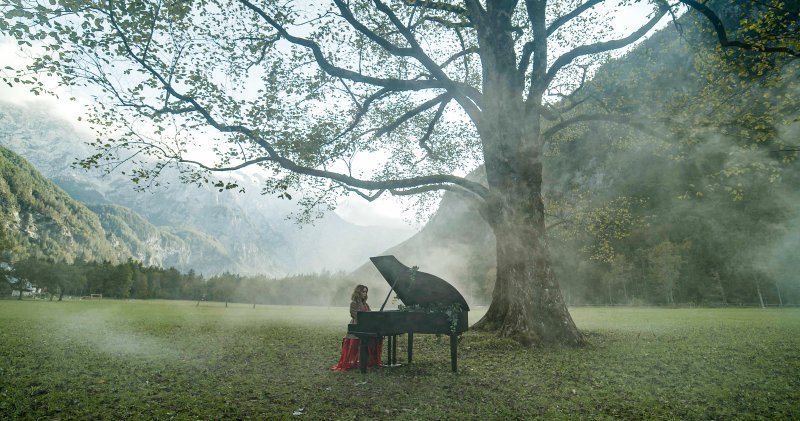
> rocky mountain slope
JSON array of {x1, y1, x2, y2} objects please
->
[
  {"x1": 0, "y1": 102, "x2": 414, "y2": 275},
  {"x1": 0, "y1": 145, "x2": 123, "y2": 263}
]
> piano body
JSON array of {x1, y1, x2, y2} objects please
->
[{"x1": 348, "y1": 255, "x2": 470, "y2": 373}]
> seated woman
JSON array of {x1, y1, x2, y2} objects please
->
[{"x1": 330, "y1": 284, "x2": 382, "y2": 371}]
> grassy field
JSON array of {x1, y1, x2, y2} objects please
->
[{"x1": 0, "y1": 300, "x2": 798, "y2": 419}]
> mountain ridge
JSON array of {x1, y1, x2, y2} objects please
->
[{"x1": 0, "y1": 100, "x2": 415, "y2": 275}]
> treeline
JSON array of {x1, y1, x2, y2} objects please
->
[
  {"x1": 1, "y1": 257, "x2": 357, "y2": 306},
  {"x1": 551, "y1": 239, "x2": 800, "y2": 308}
]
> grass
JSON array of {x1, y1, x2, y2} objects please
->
[{"x1": 0, "y1": 300, "x2": 798, "y2": 420}]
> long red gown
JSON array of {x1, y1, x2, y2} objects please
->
[{"x1": 330, "y1": 302, "x2": 382, "y2": 371}]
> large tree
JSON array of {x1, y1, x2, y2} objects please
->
[{"x1": 2, "y1": 0, "x2": 797, "y2": 345}]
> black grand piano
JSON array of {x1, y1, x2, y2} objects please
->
[{"x1": 348, "y1": 255, "x2": 470, "y2": 373}]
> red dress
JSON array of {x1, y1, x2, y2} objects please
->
[{"x1": 330, "y1": 301, "x2": 382, "y2": 371}]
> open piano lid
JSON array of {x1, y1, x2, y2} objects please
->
[{"x1": 370, "y1": 255, "x2": 470, "y2": 311}]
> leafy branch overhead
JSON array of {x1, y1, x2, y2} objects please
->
[{"x1": 2, "y1": 0, "x2": 795, "y2": 209}]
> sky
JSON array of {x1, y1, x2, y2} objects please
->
[{"x1": 0, "y1": 2, "x2": 672, "y2": 229}]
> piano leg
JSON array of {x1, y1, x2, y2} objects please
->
[
  {"x1": 407, "y1": 332, "x2": 414, "y2": 365},
  {"x1": 450, "y1": 334, "x2": 458, "y2": 372},
  {"x1": 359, "y1": 336, "x2": 369, "y2": 374},
  {"x1": 386, "y1": 335, "x2": 393, "y2": 366},
  {"x1": 392, "y1": 335, "x2": 398, "y2": 365}
]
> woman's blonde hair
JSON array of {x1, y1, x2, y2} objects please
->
[{"x1": 350, "y1": 284, "x2": 368, "y2": 302}]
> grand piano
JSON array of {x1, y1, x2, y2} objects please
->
[{"x1": 348, "y1": 255, "x2": 470, "y2": 373}]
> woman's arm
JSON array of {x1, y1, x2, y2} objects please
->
[{"x1": 349, "y1": 301, "x2": 359, "y2": 321}]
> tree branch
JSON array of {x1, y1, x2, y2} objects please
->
[
  {"x1": 333, "y1": 0, "x2": 415, "y2": 58},
  {"x1": 238, "y1": 0, "x2": 448, "y2": 91},
  {"x1": 440, "y1": 46, "x2": 479, "y2": 70},
  {"x1": 423, "y1": 15, "x2": 473, "y2": 29},
  {"x1": 402, "y1": 0, "x2": 469, "y2": 17},
  {"x1": 371, "y1": 0, "x2": 484, "y2": 104},
  {"x1": 178, "y1": 157, "x2": 275, "y2": 172},
  {"x1": 332, "y1": 87, "x2": 391, "y2": 142},
  {"x1": 104, "y1": 3, "x2": 490, "y2": 202},
  {"x1": 541, "y1": 5, "x2": 668, "y2": 92},
  {"x1": 546, "y1": 0, "x2": 606, "y2": 36},
  {"x1": 526, "y1": 0, "x2": 548, "y2": 102},
  {"x1": 518, "y1": 40, "x2": 534, "y2": 79},
  {"x1": 418, "y1": 99, "x2": 448, "y2": 159},
  {"x1": 680, "y1": 0, "x2": 800, "y2": 57},
  {"x1": 375, "y1": 92, "x2": 451, "y2": 137},
  {"x1": 542, "y1": 113, "x2": 666, "y2": 144}
]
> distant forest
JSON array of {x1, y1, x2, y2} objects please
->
[
  {"x1": 2, "y1": 254, "x2": 797, "y2": 308},
  {"x1": 1, "y1": 257, "x2": 356, "y2": 306}
]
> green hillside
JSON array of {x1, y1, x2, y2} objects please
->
[
  {"x1": 0, "y1": 146, "x2": 123, "y2": 263},
  {"x1": 0, "y1": 144, "x2": 243, "y2": 275}
]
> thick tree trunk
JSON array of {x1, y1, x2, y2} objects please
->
[
  {"x1": 472, "y1": 152, "x2": 583, "y2": 347},
  {"x1": 468, "y1": 4, "x2": 582, "y2": 347},
  {"x1": 473, "y1": 220, "x2": 584, "y2": 347}
]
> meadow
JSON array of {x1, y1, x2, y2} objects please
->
[{"x1": 0, "y1": 300, "x2": 798, "y2": 419}]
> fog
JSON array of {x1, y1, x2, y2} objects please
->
[{"x1": 54, "y1": 306, "x2": 181, "y2": 360}]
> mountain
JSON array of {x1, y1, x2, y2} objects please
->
[
  {"x1": 89, "y1": 204, "x2": 234, "y2": 273},
  {"x1": 0, "y1": 146, "x2": 123, "y2": 263},
  {"x1": 0, "y1": 145, "x2": 235, "y2": 270},
  {"x1": 0, "y1": 101, "x2": 415, "y2": 275}
]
